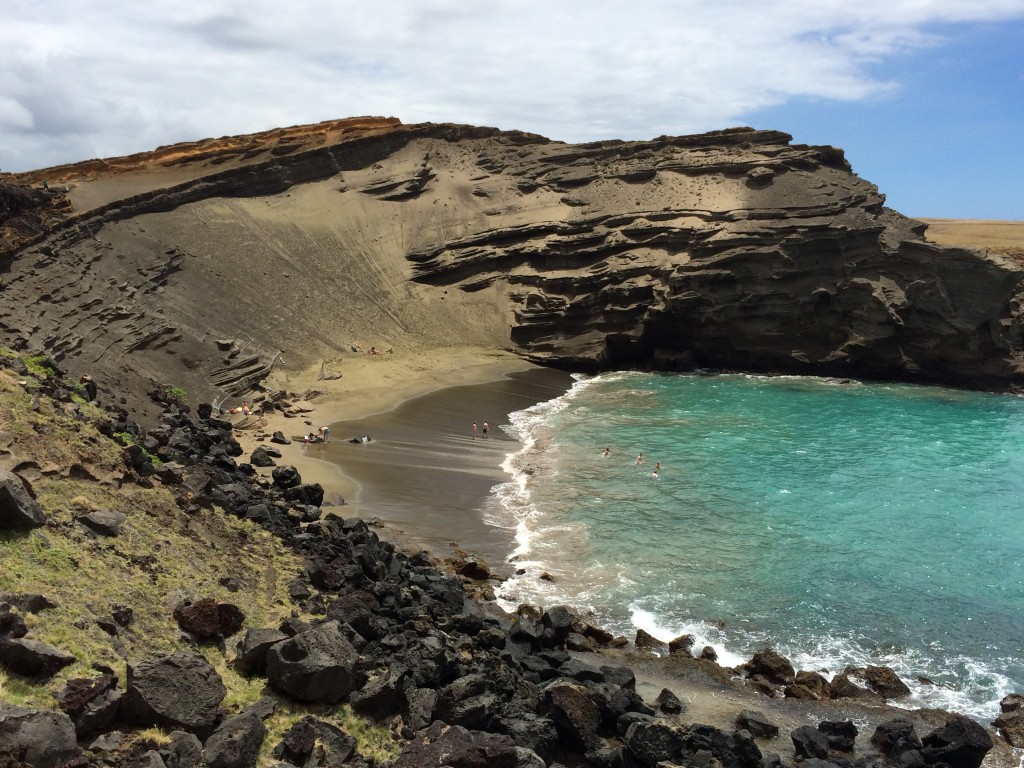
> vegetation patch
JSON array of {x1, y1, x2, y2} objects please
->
[
  {"x1": 23, "y1": 353, "x2": 53, "y2": 378},
  {"x1": 0, "y1": 365, "x2": 302, "y2": 709},
  {"x1": 163, "y1": 385, "x2": 187, "y2": 403},
  {"x1": 260, "y1": 701, "x2": 399, "y2": 765}
]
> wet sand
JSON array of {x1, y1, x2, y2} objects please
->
[{"x1": 313, "y1": 367, "x2": 573, "y2": 565}]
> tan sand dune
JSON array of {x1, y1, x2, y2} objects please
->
[{"x1": 920, "y1": 218, "x2": 1024, "y2": 261}]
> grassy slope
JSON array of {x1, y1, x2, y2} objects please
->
[{"x1": 0, "y1": 358, "x2": 396, "y2": 763}]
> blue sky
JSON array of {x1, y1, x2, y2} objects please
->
[
  {"x1": 749, "y1": 20, "x2": 1024, "y2": 219},
  {"x1": 2, "y1": 1, "x2": 1022, "y2": 220}
]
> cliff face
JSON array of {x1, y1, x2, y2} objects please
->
[
  {"x1": 404, "y1": 129, "x2": 1024, "y2": 387},
  {"x1": 2, "y1": 119, "x2": 1023, "y2": 414}
]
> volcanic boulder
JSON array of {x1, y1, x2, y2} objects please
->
[
  {"x1": 0, "y1": 704, "x2": 78, "y2": 768},
  {"x1": 0, "y1": 469, "x2": 46, "y2": 529},
  {"x1": 120, "y1": 651, "x2": 227, "y2": 738},
  {"x1": 265, "y1": 620, "x2": 357, "y2": 703}
]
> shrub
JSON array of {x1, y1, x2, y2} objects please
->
[
  {"x1": 163, "y1": 386, "x2": 187, "y2": 403},
  {"x1": 24, "y1": 354, "x2": 53, "y2": 378}
]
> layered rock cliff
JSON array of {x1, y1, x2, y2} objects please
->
[
  {"x1": 2, "y1": 119, "x2": 1023, "y2": 416},
  {"x1": 403, "y1": 129, "x2": 1024, "y2": 386}
]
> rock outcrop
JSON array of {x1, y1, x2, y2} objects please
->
[
  {"x1": 3, "y1": 119, "x2": 1023, "y2": 426},
  {"x1": 0, "y1": 468, "x2": 47, "y2": 529},
  {"x1": 0, "y1": 704, "x2": 78, "y2": 768},
  {"x1": 405, "y1": 130, "x2": 1024, "y2": 388}
]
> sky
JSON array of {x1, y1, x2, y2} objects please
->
[{"x1": 2, "y1": 1, "x2": 1022, "y2": 220}]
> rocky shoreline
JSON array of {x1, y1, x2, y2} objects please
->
[{"x1": 2, "y1": 358, "x2": 1022, "y2": 768}]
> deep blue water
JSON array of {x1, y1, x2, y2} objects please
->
[{"x1": 487, "y1": 372, "x2": 1024, "y2": 719}]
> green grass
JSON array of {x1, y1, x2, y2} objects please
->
[
  {"x1": 163, "y1": 386, "x2": 187, "y2": 403},
  {"x1": 0, "y1": 670, "x2": 47, "y2": 707},
  {"x1": 0, "y1": 365, "x2": 303, "y2": 706},
  {"x1": 23, "y1": 353, "x2": 52, "y2": 378},
  {"x1": 260, "y1": 702, "x2": 399, "y2": 765},
  {"x1": 0, "y1": 361, "x2": 401, "y2": 765}
]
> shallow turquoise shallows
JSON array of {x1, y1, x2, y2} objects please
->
[{"x1": 488, "y1": 372, "x2": 1024, "y2": 719}]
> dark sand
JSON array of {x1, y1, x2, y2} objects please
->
[{"x1": 320, "y1": 367, "x2": 574, "y2": 565}]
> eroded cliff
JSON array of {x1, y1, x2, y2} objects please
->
[{"x1": 3, "y1": 119, "x2": 1023, "y2": 416}]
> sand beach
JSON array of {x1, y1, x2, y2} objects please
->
[{"x1": 231, "y1": 344, "x2": 573, "y2": 562}]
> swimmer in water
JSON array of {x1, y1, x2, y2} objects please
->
[
  {"x1": 602, "y1": 448, "x2": 610, "y2": 457},
  {"x1": 636, "y1": 452, "x2": 644, "y2": 465}
]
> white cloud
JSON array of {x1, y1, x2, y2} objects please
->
[
  {"x1": 0, "y1": 97, "x2": 34, "y2": 131},
  {"x1": 1, "y1": 0, "x2": 1022, "y2": 170}
]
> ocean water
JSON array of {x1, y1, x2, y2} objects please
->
[{"x1": 486, "y1": 371, "x2": 1024, "y2": 720}]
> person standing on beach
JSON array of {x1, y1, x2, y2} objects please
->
[
  {"x1": 482, "y1": 421, "x2": 489, "y2": 438},
  {"x1": 472, "y1": 421, "x2": 477, "y2": 440}
]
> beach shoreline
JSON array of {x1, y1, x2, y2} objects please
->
[{"x1": 230, "y1": 345, "x2": 573, "y2": 560}]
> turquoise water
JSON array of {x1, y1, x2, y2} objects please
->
[{"x1": 488, "y1": 372, "x2": 1024, "y2": 719}]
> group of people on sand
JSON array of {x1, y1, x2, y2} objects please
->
[
  {"x1": 602, "y1": 447, "x2": 661, "y2": 478},
  {"x1": 303, "y1": 426, "x2": 331, "y2": 444},
  {"x1": 471, "y1": 420, "x2": 489, "y2": 440},
  {"x1": 226, "y1": 400, "x2": 251, "y2": 416},
  {"x1": 350, "y1": 341, "x2": 393, "y2": 355}
]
